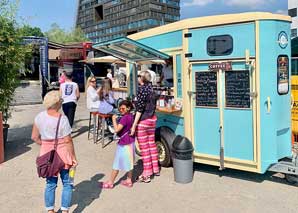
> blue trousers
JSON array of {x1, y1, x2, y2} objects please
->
[{"x1": 44, "y1": 169, "x2": 73, "y2": 211}]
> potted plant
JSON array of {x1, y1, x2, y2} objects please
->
[
  {"x1": 1, "y1": 110, "x2": 9, "y2": 148},
  {"x1": 0, "y1": 0, "x2": 32, "y2": 147}
]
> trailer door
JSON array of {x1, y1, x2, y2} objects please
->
[{"x1": 191, "y1": 61, "x2": 255, "y2": 164}]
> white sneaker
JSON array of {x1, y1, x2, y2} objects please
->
[{"x1": 108, "y1": 125, "x2": 115, "y2": 134}]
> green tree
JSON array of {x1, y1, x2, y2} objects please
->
[
  {"x1": 0, "y1": 0, "x2": 31, "y2": 123},
  {"x1": 45, "y1": 23, "x2": 89, "y2": 44},
  {"x1": 19, "y1": 24, "x2": 44, "y2": 37}
]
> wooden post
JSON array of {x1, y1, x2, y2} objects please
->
[{"x1": 0, "y1": 112, "x2": 4, "y2": 163}]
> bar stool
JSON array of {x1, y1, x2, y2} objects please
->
[
  {"x1": 97, "y1": 113, "x2": 113, "y2": 148},
  {"x1": 88, "y1": 111, "x2": 99, "y2": 144}
]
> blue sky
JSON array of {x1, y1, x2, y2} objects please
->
[{"x1": 17, "y1": 0, "x2": 288, "y2": 32}]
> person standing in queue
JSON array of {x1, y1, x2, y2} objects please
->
[
  {"x1": 31, "y1": 91, "x2": 78, "y2": 213},
  {"x1": 60, "y1": 70, "x2": 80, "y2": 128},
  {"x1": 101, "y1": 100, "x2": 135, "y2": 189},
  {"x1": 130, "y1": 70, "x2": 159, "y2": 183},
  {"x1": 59, "y1": 70, "x2": 66, "y2": 85}
]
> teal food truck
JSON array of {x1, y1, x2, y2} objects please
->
[{"x1": 93, "y1": 12, "x2": 298, "y2": 180}]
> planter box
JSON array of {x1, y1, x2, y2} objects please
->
[{"x1": 0, "y1": 113, "x2": 4, "y2": 163}]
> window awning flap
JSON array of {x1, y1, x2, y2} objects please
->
[{"x1": 92, "y1": 37, "x2": 170, "y2": 63}]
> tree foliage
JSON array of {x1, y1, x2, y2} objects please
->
[
  {"x1": 45, "y1": 23, "x2": 89, "y2": 44},
  {"x1": 19, "y1": 25, "x2": 44, "y2": 37},
  {"x1": 0, "y1": 0, "x2": 31, "y2": 123}
]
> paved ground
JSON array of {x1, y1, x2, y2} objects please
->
[{"x1": 0, "y1": 94, "x2": 298, "y2": 213}]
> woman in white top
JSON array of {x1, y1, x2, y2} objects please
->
[
  {"x1": 60, "y1": 71, "x2": 80, "y2": 127},
  {"x1": 86, "y1": 76, "x2": 100, "y2": 111},
  {"x1": 31, "y1": 91, "x2": 77, "y2": 213}
]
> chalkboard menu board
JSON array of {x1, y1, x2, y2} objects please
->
[
  {"x1": 195, "y1": 72, "x2": 218, "y2": 107},
  {"x1": 225, "y1": 70, "x2": 250, "y2": 108}
]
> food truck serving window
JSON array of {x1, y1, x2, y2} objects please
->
[
  {"x1": 92, "y1": 37, "x2": 169, "y2": 62},
  {"x1": 277, "y1": 55, "x2": 289, "y2": 95},
  {"x1": 207, "y1": 35, "x2": 233, "y2": 56}
]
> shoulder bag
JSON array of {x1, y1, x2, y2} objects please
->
[{"x1": 36, "y1": 115, "x2": 65, "y2": 178}]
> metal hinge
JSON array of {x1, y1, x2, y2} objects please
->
[
  {"x1": 187, "y1": 91, "x2": 196, "y2": 96},
  {"x1": 184, "y1": 33, "x2": 192, "y2": 38},
  {"x1": 185, "y1": 53, "x2": 192, "y2": 58}
]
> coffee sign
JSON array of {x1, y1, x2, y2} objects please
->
[{"x1": 209, "y1": 62, "x2": 232, "y2": 71}]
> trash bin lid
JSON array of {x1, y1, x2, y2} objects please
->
[{"x1": 172, "y1": 135, "x2": 194, "y2": 153}]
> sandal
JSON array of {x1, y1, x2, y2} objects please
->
[
  {"x1": 137, "y1": 175, "x2": 151, "y2": 183},
  {"x1": 101, "y1": 181, "x2": 114, "y2": 189},
  {"x1": 120, "y1": 180, "x2": 133, "y2": 188}
]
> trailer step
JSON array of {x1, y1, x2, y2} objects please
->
[{"x1": 268, "y1": 156, "x2": 298, "y2": 175}]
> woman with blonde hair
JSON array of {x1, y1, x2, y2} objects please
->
[
  {"x1": 86, "y1": 76, "x2": 100, "y2": 111},
  {"x1": 32, "y1": 91, "x2": 78, "y2": 213},
  {"x1": 131, "y1": 70, "x2": 159, "y2": 183}
]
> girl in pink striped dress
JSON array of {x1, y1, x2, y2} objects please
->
[{"x1": 131, "y1": 71, "x2": 160, "y2": 183}]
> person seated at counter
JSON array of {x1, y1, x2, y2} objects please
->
[
  {"x1": 98, "y1": 78, "x2": 116, "y2": 133},
  {"x1": 161, "y1": 58, "x2": 173, "y2": 87},
  {"x1": 86, "y1": 76, "x2": 100, "y2": 112},
  {"x1": 98, "y1": 78, "x2": 115, "y2": 113}
]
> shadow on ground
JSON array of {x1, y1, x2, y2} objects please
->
[
  {"x1": 193, "y1": 163, "x2": 297, "y2": 186},
  {"x1": 72, "y1": 126, "x2": 89, "y2": 139},
  {"x1": 4, "y1": 125, "x2": 33, "y2": 162},
  {"x1": 71, "y1": 173, "x2": 105, "y2": 213},
  {"x1": 132, "y1": 159, "x2": 143, "y2": 182}
]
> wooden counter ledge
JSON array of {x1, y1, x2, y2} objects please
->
[{"x1": 156, "y1": 107, "x2": 182, "y2": 114}]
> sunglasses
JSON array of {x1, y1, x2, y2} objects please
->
[
  {"x1": 137, "y1": 75, "x2": 141, "y2": 78},
  {"x1": 90, "y1": 80, "x2": 96, "y2": 83}
]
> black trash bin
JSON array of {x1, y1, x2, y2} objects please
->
[{"x1": 172, "y1": 135, "x2": 194, "y2": 184}]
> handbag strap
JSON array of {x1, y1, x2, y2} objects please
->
[
  {"x1": 54, "y1": 115, "x2": 62, "y2": 150},
  {"x1": 120, "y1": 130, "x2": 130, "y2": 139}
]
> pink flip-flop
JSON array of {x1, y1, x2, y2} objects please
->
[
  {"x1": 100, "y1": 181, "x2": 114, "y2": 189},
  {"x1": 120, "y1": 180, "x2": 133, "y2": 188}
]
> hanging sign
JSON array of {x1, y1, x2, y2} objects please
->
[{"x1": 209, "y1": 62, "x2": 232, "y2": 71}]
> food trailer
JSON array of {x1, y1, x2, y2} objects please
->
[{"x1": 93, "y1": 12, "x2": 298, "y2": 178}]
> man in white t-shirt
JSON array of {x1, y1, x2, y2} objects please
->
[
  {"x1": 106, "y1": 68, "x2": 113, "y2": 81},
  {"x1": 161, "y1": 58, "x2": 173, "y2": 87},
  {"x1": 60, "y1": 70, "x2": 80, "y2": 127}
]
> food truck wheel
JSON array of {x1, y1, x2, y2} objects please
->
[
  {"x1": 156, "y1": 139, "x2": 171, "y2": 167},
  {"x1": 155, "y1": 127, "x2": 176, "y2": 167},
  {"x1": 285, "y1": 174, "x2": 298, "y2": 184}
]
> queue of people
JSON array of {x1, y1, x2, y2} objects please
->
[{"x1": 32, "y1": 68, "x2": 163, "y2": 212}]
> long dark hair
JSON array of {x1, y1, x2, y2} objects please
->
[
  {"x1": 99, "y1": 78, "x2": 112, "y2": 100},
  {"x1": 119, "y1": 100, "x2": 133, "y2": 111}
]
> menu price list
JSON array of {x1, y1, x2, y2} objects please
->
[{"x1": 195, "y1": 72, "x2": 218, "y2": 107}]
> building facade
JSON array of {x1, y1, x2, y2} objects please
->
[
  {"x1": 76, "y1": 0, "x2": 180, "y2": 43},
  {"x1": 289, "y1": 0, "x2": 298, "y2": 38}
]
